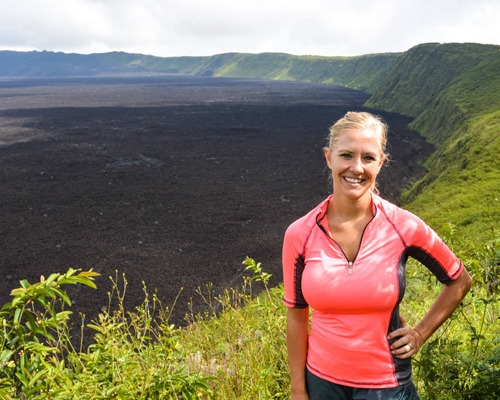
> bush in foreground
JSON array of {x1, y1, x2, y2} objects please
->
[{"x1": 0, "y1": 242, "x2": 498, "y2": 399}]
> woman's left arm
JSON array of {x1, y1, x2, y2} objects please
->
[{"x1": 388, "y1": 268, "x2": 472, "y2": 359}]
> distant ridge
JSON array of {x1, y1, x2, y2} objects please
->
[
  {"x1": 0, "y1": 50, "x2": 400, "y2": 93},
  {"x1": 0, "y1": 50, "x2": 206, "y2": 78}
]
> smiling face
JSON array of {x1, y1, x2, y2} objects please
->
[{"x1": 325, "y1": 128, "x2": 386, "y2": 201}]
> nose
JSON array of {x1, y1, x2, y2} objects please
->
[{"x1": 349, "y1": 156, "x2": 363, "y2": 174}]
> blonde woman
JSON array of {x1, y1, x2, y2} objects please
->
[{"x1": 282, "y1": 111, "x2": 471, "y2": 400}]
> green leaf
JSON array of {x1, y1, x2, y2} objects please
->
[
  {"x1": 78, "y1": 270, "x2": 100, "y2": 278},
  {"x1": 62, "y1": 268, "x2": 77, "y2": 278},
  {"x1": 0, "y1": 350, "x2": 15, "y2": 368},
  {"x1": 11, "y1": 296, "x2": 22, "y2": 308},
  {"x1": 45, "y1": 273, "x2": 60, "y2": 287},
  {"x1": 10, "y1": 288, "x2": 25, "y2": 297},
  {"x1": 38, "y1": 288, "x2": 56, "y2": 299},
  {"x1": 87, "y1": 324, "x2": 104, "y2": 334},
  {"x1": 14, "y1": 308, "x2": 23, "y2": 325},
  {"x1": 33, "y1": 328, "x2": 55, "y2": 342},
  {"x1": 25, "y1": 282, "x2": 40, "y2": 293},
  {"x1": 22, "y1": 310, "x2": 37, "y2": 332},
  {"x1": 34, "y1": 297, "x2": 49, "y2": 308},
  {"x1": 71, "y1": 276, "x2": 97, "y2": 289},
  {"x1": 15, "y1": 372, "x2": 29, "y2": 387},
  {"x1": 19, "y1": 280, "x2": 31, "y2": 289},
  {"x1": 55, "y1": 311, "x2": 72, "y2": 321},
  {"x1": 52, "y1": 288, "x2": 72, "y2": 306},
  {"x1": 55, "y1": 278, "x2": 77, "y2": 286},
  {"x1": 28, "y1": 369, "x2": 47, "y2": 388}
]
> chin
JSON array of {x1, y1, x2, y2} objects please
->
[{"x1": 340, "y1": 188, "x2": 371, "y2": 201}]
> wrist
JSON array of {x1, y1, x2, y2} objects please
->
[{"x1": 413, "y1": 327, "x2": 425, "y2": 349}]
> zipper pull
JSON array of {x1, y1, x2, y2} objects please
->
[{"x1": 348, "y1": 261, "x2": 353, "y2": 275}]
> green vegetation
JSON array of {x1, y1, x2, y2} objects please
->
[
  {"x1": 365, "y1": 43, "x2": 500, "y2": 243},
  {"x1": 177, "y1": 52, "x2": 400, "y2": 92},
  {"x1": 0, "y1": 269, "x2": 213, "y2": 399},
  {"x1": 1, "y1": 247, "x2": 498, "y2": 399}
]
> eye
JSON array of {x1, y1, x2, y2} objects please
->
[
  {"x1": 340, "y1": 153, "x2": 352, "y2": 159},
  {"x1": 364, "y1": 155, "x2": 376, "y2": 161}
]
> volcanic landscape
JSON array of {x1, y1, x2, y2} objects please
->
[{"x1": 0, "y1": 75, "x2": 433, "y2": 337}]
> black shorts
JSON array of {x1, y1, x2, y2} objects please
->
[{"x1": 306, "y1": 368, "x2": 421, "y2": 400}]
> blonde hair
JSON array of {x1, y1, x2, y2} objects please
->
[{"x1": 327, "y1": 111, "x2": 389, "y2": 159}]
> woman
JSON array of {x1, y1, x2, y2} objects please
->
[{"x1": 282, "y1": 111, "x2": 471, "y2": 400}]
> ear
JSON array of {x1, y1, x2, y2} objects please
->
[
  {"x1": 378, "y1": 154, "x2": 386, "y2": 169},
  {"x1": 324, "y1": 147, "x2": 333, "y2": 169}
]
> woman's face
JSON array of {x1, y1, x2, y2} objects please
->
[{"x1": 325, "y1": 128, "x2": 385, "y2": 201}]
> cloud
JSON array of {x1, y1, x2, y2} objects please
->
[{"x1": 0, "y1": 0, "x2": 498, "y2": 57}]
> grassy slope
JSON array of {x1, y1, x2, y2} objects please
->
[
  {"x1": 189, "y1": 52, "x2": 400, "y2": 92},
  {"x1": 366, "y1": 43, "x2": 500, "y2": 243}
]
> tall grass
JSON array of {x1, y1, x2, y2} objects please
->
[{"x1": 0, "y1": 240, "x2": 498, "y2": 399}]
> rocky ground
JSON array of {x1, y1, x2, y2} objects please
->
[{"x1": 0, "y1": 75, "x2": 433, "y2": 343}]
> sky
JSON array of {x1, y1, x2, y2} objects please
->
[{"x1": 0, "y1": 0, "x2": 498, "y2": 58}]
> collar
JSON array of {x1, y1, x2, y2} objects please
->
[{"x1": 316, "y1": 193, "x2": 379, "y2": 227}]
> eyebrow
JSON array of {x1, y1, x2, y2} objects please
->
[{"x1": 337, "y1": 149, "x2": 377, "y2": 156}]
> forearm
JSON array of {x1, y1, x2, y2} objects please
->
[
  {"x1": 389, "y1": 268, "x2": 472, "y2": 357},
  {"x1": 287, "y1": 307, "x2": 309, "y2": 397},
  {"x1": 415, "y1": 268, "x2": 472, "y2": 344}
]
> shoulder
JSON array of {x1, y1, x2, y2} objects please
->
[
  {"x1": 374, "y1": 195, "x2": 420, "y2": 223},
  {"x1": 284, "y1": 197, "x2": 330, "y2": 244},
  {"x1": 374, "y1": 194, "x2": 437, "y2": 244}
]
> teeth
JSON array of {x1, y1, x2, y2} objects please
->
[{"x1": 344, "y1": 177, "x2": 362, "y2": 183}]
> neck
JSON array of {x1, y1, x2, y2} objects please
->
[{"x1": 329, "y1": 192, "x2": 373, "y2": 221}]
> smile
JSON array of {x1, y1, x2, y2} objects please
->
[{"x1": 344, "y1": 177, "x2": 363, "y2": 183}]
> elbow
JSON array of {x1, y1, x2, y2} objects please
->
[
  {"x1": 458, "y1": 267, "x2": 472, "y2": 298},
  {"x1": 446, "y1": 267, "x2": 472, "y2": 300},
  {"x1": 464, "y1": 270, "x2": 472, "y2": 293}
]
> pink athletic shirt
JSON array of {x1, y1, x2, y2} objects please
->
[{"x1": 282, "y1": 194, "x2": 463, "y2": 389}]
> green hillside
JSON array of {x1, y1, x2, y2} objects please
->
[
  {"x1": 184, "y1": 52, "x2": 400, "y2": 92},
  {"x1": 111, "y1": 51, "x2": 400, "y2": 92},
  {"x1": 366, "y1": 43, "x2": 500, "y2": 243}
]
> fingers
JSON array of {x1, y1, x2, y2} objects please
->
[
  {"x1": 390, "y1": 336, "x2": 416, "y2": 359},
  {"x1": 387, "y1": 321, "x2": 411, "y2": 341},
  {"x1": 387, "y1": 321, "x2": 421, "y2": 359},
  {"x1": 387, "y1": 326, "x2": 406, "y2": 340}
]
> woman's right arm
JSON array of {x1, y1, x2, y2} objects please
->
[{"x1": 287, "y1": 307, "x2": 310, "y2": 400}]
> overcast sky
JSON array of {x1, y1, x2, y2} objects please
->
[{"x1": 0, "y1": 0, "x2": 498, "y2": 57}]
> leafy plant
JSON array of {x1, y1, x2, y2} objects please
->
[{"x1": 0, "y1": 268, "x2": 99, "y2": 399}]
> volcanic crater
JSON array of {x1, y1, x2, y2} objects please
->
[{"x1": 0, "y1": 75, "x2": 433, "y2": 338}]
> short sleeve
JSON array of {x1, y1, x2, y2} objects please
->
[
  {"x1": 282, "y1": 223, "x2": 309, "y2": 308},
  {"x1": 397, "y1": 210, "x2": 463, "y2": 283}
]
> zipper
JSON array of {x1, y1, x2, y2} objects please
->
[
  {"x1": 316, "y1": 209, "x2": 376, "y2": 276},
  {"x1": 317, "y1": 222, "x2": 355, "y2": 275}
]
